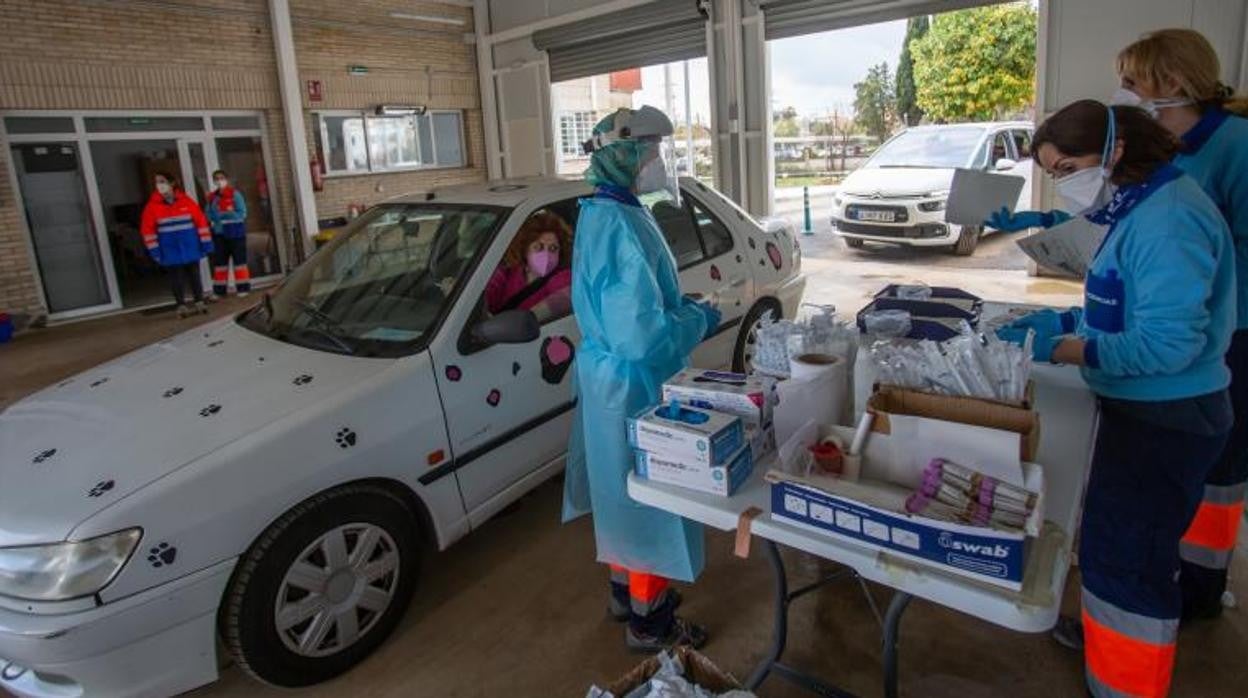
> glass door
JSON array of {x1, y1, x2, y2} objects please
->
[
  {"x1": 11, "y1": 142, "x2": 117, "y2": 315},
  {"x1": 213, "y1": 136, "x2": 282, "y2": 278}
]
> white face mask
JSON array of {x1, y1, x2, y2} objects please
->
[
  {"x1": 635, "y1": 154, "x2": 668, "y2": 195},
  {"x1": 155, "y1": 181, "x2": 172, "y2": 196},
  {"x1": 1056, "y1": 166, "x2": 1111, "y2": 214},
  {"x1": 214, "y1": 179, "x2": 228, "y2": 190},
  {"x1": 1109, "y1": 87, "x2": 1193, "y2": 119}
]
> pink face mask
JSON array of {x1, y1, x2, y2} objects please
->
[{"x1": 527, "y1": 249, "x2": 559, "y2": 277}]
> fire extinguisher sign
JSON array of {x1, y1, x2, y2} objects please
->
[{"x1": 306, "y1": 80, "x2": 323, "y2": 102}]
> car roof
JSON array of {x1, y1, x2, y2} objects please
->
[
  {"x1": 382, "y1": 176, "x2": 592, "y2": 208},
  {"x1": 904, "y1": 121, "x2": 1033, "y2": 132}
]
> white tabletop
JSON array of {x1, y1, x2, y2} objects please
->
[{"x1": 629, "y1": 310, "x2": 1098, "y2": 634}]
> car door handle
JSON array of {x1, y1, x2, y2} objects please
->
[{"x1": 729, "y1": 277, "x2": 748, "y2": 288}]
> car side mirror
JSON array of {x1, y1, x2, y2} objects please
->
[
  {"x1": 994, "y1": 157, "x2": 1018, "y2": 171},
  {"x1": 472, "y1": 309, "x2": 540, "y2": 345}
]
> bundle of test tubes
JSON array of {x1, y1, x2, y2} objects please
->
[
  {"x1": 869, "y1": 320, "x2": 1033, "y2": 403},
  {"x1": 904, "y1": 458, "x2": 1037, "y2": 531}
]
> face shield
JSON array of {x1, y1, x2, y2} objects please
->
[{"x1": 634, "y1": 137, "x2": 681, "y2": 206}]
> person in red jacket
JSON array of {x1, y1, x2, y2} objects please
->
[{"x1": 140, "y1": 171, "x2": 213, "y2": 318}]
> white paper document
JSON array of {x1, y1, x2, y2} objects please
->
[
  {"x1": 1015, "y1": 216, "x2": 1108, "y2": 278},
  {"x1": 944, "y1": 168, "x2": 1026, "y2": 226}
]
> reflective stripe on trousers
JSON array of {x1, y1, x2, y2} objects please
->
[
  {"x1": 608, "y1": 563, "x2": 669, "y2": 616},
  {"x1": 1180, "y1": 482, "x2": 1246, "y2": 569},
  {"x1": 1083, "y1": 587, "x2": 1178, "y2": 698}
]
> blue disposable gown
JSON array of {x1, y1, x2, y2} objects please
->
[{"x1": 562, "y1": 193, "x2": 709, "y2": 582}]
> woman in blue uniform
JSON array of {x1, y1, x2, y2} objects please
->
[
  {"x1": 1001, "y1": 100, "x2": 1234, "y2": 698},
  {"x1": 1114, "y1": 28, "x2": 1248, "y2": 621}
]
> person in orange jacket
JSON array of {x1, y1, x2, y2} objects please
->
[{"x1": 140, "y1": 171, "x2": 213, "y2": 317}]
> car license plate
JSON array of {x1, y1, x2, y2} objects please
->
[{"x1": 856, "y1": 210, "x2": 895, "y2": 222}]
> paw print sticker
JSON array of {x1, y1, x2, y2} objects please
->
[
  {"x1": 207, "y1": 340, "x2": 224, "y2": 348},
  {"x1": 32, "y1": 448, "x2": 57, "y2": 465},
  {"x1": 748, "y1": 237, "x2": 757, "y2": 250},
  {"x1": 88, "y1": 480, "x2": 115, "y2": 498},
  {"x1": 90, "y1": 377, "x2": 109, "y2": 388},
  {"x1": 512, "y1": 362, "x2": 521, "y2": 376},
  {"x1": 765, "y1": 241, "x2": 783, "y2": 270},
  {"x1": 445, "y1": 365, "x2": 463, "y2": 382},
  {"x1": 147, "y1": 543, "x2": 177, "y2": 568},
  {"x1": 199, "y1": 404, "x2": 222, "y2": 418},
  {"x1": 293, "y1": 374, "x2": 314, "y2": 386},
  {"x1": 162, "y1": 386, "x2": 183, "y2": 399},
  {"x1": 709, "y1": 264, "x2": 721, "y2": 281},
  {"x1": 335, "y1": 428, "x2": 358, "y2": 449},
  {"x1": 540, "y1": 336, "x2": 576, "y2": 385},
  {"x1": 487, "y1": 389, "x2": 502, "y2": 407}
]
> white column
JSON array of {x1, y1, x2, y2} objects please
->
[
  {"x1": 708, "y1": 0, "x2": 772, "y2": 217},
  {"x1": 474, "y1": 0, "x2": 503, "y2": 179},
  {"x1": 269, "y1": 0, "x2": 318, "y2": 255}
]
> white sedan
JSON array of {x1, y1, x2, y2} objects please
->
[
  {"x1": 0, "y1": 177, "x2": 805, "y2": 697},
  {"x1": 832, "y1": 121, "x2": 1035, "y2": 255}
]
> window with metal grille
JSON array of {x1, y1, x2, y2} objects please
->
[{"x1": 559, "y1": 111, "x2": 596, "y2": 157}]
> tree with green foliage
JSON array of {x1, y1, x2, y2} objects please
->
[
  {"x1": 910, "y1": 2, "x2": 1037, "y2": 122},
  {"x1": 854, "y1": 62, "x2": 896, "y2": 142},
  {"x1": 895, "y1": 15, "x2": 930, "y2": 127},
  {"x1": 773, "y1": 105, "x2": 800, "y2": 137}
]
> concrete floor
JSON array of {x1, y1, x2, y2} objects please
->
[{"x1": 2, "y1": 245, "x2": 1243, "y2": 697}]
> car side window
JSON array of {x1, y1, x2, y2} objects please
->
[
  {"x1": 1012, "y1": 130, "x2": 1032, "y2": 160},
  {"x1": 643, "y1": 190, "x2": 704, "y2": 269},
  {"x1": 478, "y1": 199, "x2": 578, "y2": 328},
  {"x1": 689, "y1": 197, "x2": 734, "y2": 259},
  {"x1": 990, "y1": 132, "x2": 1013, "y2": 166}
]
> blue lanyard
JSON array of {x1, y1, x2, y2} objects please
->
[
  {"x1": 1181, "y1": 107, "x2": 1231, "y2": 155},
  {"x1": 1086, "y1": 163, "x2": 1184, "y2": 257},
  {"x1": 593, "y1": 184, "x2": 642, "y2": 208}
]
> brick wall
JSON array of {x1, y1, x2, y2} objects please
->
[{"x1": 0, "y1": 0, "x2": 484, "y2": 319}]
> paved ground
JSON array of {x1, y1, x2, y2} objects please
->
[{"x1": 2, "y1": 231, "x2": 1239, "y2": 698}]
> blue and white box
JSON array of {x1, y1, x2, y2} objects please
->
[
  {"x1": 662, "y1": 369, "x2": 776, "y2": 425},
  {"x1": 769, "y1": 422, "x2": 1045, "y2": 591},
  {"x1": 628, "y1": 403, "x2": 744, "y2": 465},
  {"x1": 635, "y1": 444, "x2": 754, "y2": 497}
]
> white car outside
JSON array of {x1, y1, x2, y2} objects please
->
[
  {"x1": 0, "y1": 177, "x2": 804, "y2": 697},
  {"x1": 832, "y1": 121, "x2": 1035, "y2": 255}
]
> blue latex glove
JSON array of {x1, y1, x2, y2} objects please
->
[
  {"x1": 984, "y1": 207, "x2": 1072, "y2": 232},
  {"x1": 994, "y1": 326, "x2": 1063, "y2": 363},
  {"x1": 699, "y1": 302, "x2": 723, "y2": 340},
  {"x1": 148, "y1": 247, "x2": 162, "y2": 265},
  {"x1": 1008, "y1": 309, "x2": 1066, "y2": 338}
]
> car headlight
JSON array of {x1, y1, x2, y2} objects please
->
[
  {"x1": 0, "y1": 528, "x2": 141, "y2": 601},
  {"x1": 917, "y1": 193, "x2": 947, "y2": 212}
]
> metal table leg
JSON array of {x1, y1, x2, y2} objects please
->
[
  {"x1": 882, "y1": 591, "x2": 913, "y2": 698},
  {"x1": 746, "y1": 539, "x2": 788, "y2": 690}
]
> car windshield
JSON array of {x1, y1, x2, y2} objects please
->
[
  {"x1": 240, "y1": 203, "x2": 507, "y2": 357},
  {"x1": 865, "y1": 126, "x2": 987, "y2": 169}
]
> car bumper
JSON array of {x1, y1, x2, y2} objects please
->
[
  {"x1": 832, "y1": 216, "x2": 958, "y2": 247},
  {"x1": 0, "y1": 559, "x2": 235, "y2": 698},
  {"x1": 774, "y1": 274, "x2": 806, "y2": 319}
]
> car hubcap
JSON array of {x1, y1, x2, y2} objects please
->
[
  {"x1": 275, "y1": 523, "x2": 400, "y2": 658},
  {"x1": 743, "y1": 316, "x2": 765, "y2": 368}
]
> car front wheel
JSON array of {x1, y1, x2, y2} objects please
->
[
  {"x1": 220, "y1": 484, "x2": 421, "y2": 687},
  {"x1": 733, "y1": 299, "x2": 782, "y2": 373}
]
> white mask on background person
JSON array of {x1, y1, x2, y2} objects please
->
[
  {"x1": 1056, "y1": 166, "x2": 1112, "y2": 214},
  {"x1": 214, "y1": 179, "x2": 228, "y2": 190},
  {"x1": 1109, "y1": 87, "x2": 1193, "y2": 119},
  {"x1": 634, "y1": 154, "x2": 668, "y2": 195},
  {"x1": 155, "y1": 181, "x2": 172, "y2": 196}
]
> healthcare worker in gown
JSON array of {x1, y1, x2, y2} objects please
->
[
  {"x1": 562, "y1": 106, "x2": 721, "y2": 652},
  {"x1": 989, "y1": 28, "x2": 1248, "y2": 627},
  {"x1": 997, "y1": 101, "x2": 1233, "y2": 698}
]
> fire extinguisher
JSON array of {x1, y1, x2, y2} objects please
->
[{"x1": 310, "y1": 153, "x2": 324, "y2": 192}]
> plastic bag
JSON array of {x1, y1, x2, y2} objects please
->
[
  {"x1": 587, "y1": 651, "x2": 756, "y2": 698},
  {"x1": 894, "y1": 284, "x2": 932, "y2": 300},
  {"x1": 862, "y1": 309, "x2": 912, "y2": 339}
]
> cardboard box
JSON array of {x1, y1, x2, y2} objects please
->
[
  {"x1": 663, "y1": 368, "x2": 775, "y2": 425},
  {"x1": 769, "y1": 423, "x2": 1045, "y2": 591},
  {"x1": 635, "y1": 443, "x2": 754, "y2": 497},
  {"x1": 598, "y1": 648, "x2": 742, "y2": 697},
  {"x1": 627, "y1": 403, "x2": 744, "y2": 465},
  {"x1": 868, "y1": 382, "x2": 1040, "y2": 462}
]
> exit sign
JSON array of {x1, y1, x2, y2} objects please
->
[{"x1": 347, "y1": 65, "x2": 369, "y2": 76}]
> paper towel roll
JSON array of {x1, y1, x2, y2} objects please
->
[{"x1": 774, "y1": 353, "x2": 851, "y2": 448}]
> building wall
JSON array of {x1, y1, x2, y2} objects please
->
[{"x1": 0, "y1": 0, "x2": 484, "y2": 320}]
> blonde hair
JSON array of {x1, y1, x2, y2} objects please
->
[{"x1": 1117, "y1": 28, "x2": 1248, "y2": 116}]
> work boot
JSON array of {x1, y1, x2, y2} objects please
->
[
  {"x1": 625, "y1": 617, "x2": 708, "y2": 654},
  {"x1": 609, "y1": 589, "x2": 683, "y2": 623},
  {"x1": 1051, "y1": 614, "x2": 1083, "y2": 651},
  {"x1": 176, "y1": 304, "x2": 192, "y2": 319},
  {"x1": 237, "y1": 290, "x2": 250, "y2": 298}
]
